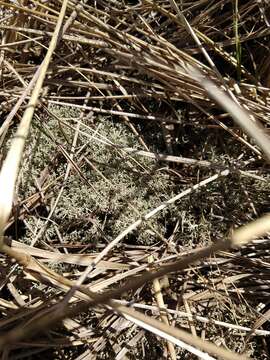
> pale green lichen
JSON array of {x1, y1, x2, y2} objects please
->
[{"x1": 19, "y1": 105, "x2": 270, "y2": 249}]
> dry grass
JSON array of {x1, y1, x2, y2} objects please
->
[{"x1": 0, "y1": 1, "x2": 270, "y2": 359}]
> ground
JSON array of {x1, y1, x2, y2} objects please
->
[{"x1": 0, "y1": 1, "x2": 270, "y2": 359}]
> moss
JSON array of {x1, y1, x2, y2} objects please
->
[{"x1": 19, "y1": 105, "x2": 270, "y2": 251}]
